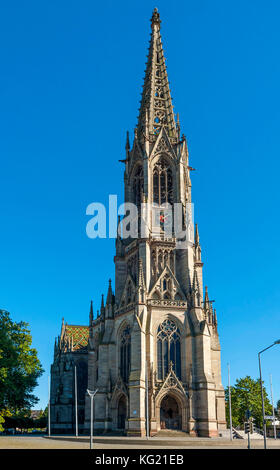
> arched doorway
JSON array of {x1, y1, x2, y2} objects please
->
[
  {"x1": 160, "y1": 395, "x2": 181, "y2": 430},
  {"x1": 117, "y1": 395, "x2": 127, "y2": 430}
]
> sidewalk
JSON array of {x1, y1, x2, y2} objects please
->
[{"x1": 0, "y1": 434, "x2": 279, "y2": 449}]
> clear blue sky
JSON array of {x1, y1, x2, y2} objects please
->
[{"x1": 0, "y1": 0, "x2": 280, "y2": 410}]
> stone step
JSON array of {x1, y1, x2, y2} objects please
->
[{"x1": 154, "y1": 430, "x2": 189, "y2": 438}]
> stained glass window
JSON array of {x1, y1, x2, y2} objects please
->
[
  {"x1": 120, "y1": 325, "x2": 131, "y2": 384},
  {"x1": 157, "y1": 319, "x2": 181, "y2": 380},
  {"x1": 153, "y1": 157, "x2": 173, "y2": 205}
]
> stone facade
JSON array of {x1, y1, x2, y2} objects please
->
[{"x1": 50, "y1": 8, "x2": 226, "y2": 437}]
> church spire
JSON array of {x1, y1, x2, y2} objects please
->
[
  {"x1": 137, "y1": 8, "x2": 177, "y2": 141},
  {"x1": 106, "y1": 279, "x2": 113, "y2": 306}
]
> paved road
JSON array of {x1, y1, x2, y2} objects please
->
[{"x1": 0, "y1": 435, "x2": 280, "y2": 449}]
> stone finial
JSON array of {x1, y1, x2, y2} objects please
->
[
  {"x1": 125, "y1": 131, "x2": 130, "y2": 151},
  {"x1": 100, "y1": 293, "x2": 105, "y2": 320},
  {"x1": 89, "y1": 300, "x2": 93, "y2": 325},
  {"x1": 106, "y1": 279, "x2": 113, "y2": 306},
  {"x1": 203, "y1": 286, "x2": 209, "y2": 311},
  {"x1": 176, "y1": 112, "x2": 181, "y2": 138},
  {"x1": 213, "y1": 309, "x2": 217, "y2": 327},
  {"x1": 151, "y1": 7, "x2": 161, "y2": 29},
  {"x1": 195, "y1": 224, "x2": 200, "y2": 245}
]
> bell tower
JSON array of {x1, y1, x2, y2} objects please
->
[
  {"x1": 51, "y1": 8, "x2": 226, "y2": 437},
  {"x1": 115, "y1": 8, "x2": 194, "y2": 305},
  {"x1": 112, "y1": 8, "x2": 226, "y2": 437}
]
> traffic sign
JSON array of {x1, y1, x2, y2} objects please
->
[{"x1": 245, "y1": 409, "x2": 251, "y2": 419}]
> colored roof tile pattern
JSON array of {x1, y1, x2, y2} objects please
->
[{"x1": 65, "y1": 324, "x2": 89, "y2": 351}]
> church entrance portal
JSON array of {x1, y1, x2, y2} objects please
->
[
  {"x1": 117, "y1": 396, "x2": 127, "y2": 430},
  {"x1": 160, "y1": 395, "x2": 181, "y2": 430}
]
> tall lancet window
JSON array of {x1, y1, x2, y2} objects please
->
[
  {"x1": 120, "y1": 325, "x2": 131, "y2": 384},
  {"x1": 153, "y1": 157, "x2": 173, "y2": 205},
  {"x1": 76, "y1": 361, "x2": 88, "y2": 405},
  {"x1": 157, "y1": 319, "x2": 181, "y2": 380},
  {"x1": 133, "y1": 165, "x2": 144, "y2": 209}
]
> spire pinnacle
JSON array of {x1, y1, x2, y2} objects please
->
[
  {"x1": 195, "y1": 224, "x2": 200, "y2": 245},
  {"x1": 137, "y1": 10, "x2": 177, "y2": 141},
  {"x1": 204, "y1": 286, "x2": 209, "y2": 306},
  {"x1": 138, "y1": 257, "x2": 145, "y2": 288},
  {"x1": 106, "y1": 279, "x2": 113, "y2": 305},
  {"x1": 213, "y1": 309, "x2": 217, "y2": 326},
  {"x1": 151, "y1": 8, "x2": 161, "y2": 29},
  {"x1": 89, "y1": 300, "x2": 93, "y2": 324},
  {"x1": 100, "y1": 294, "x2": 105, "y2": 320},
  {"x1": 176, "y1": 113, "x2": 181, "y2": 139},
  {"x1": 125, "y1": 131, "x2": 130, "y2": 151}
]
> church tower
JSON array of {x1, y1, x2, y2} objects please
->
[
  {"x1": 86, "y1": 8, "x2": 226, "y2": 437},
  {"x1": 50, "y1": 8, "x2": 226, "y2": 438}
]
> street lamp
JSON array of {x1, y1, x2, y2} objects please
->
[
  {"x1": 258, "y1": 340, "x2": 280, "y2": 449},
  {"x1": 87, "y1": 389, "x2": 98, "y2": 450}
]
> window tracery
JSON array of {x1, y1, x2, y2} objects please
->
[
  {"x1": 153, "y1": 157, "x2": 173, "y2": 205},
  {"x1": 120, "y1": 325, "x2": 131, "y2": 384},
  {"x1": 133, "y1": 165, "x2": 144, "y2": 209},
  {"x1": 157, "y1": 319, "x2": 181, "y2": 380}
]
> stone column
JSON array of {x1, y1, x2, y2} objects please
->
[{"x1": 127, "y1": 316, "x2": 146, "y2": 436}]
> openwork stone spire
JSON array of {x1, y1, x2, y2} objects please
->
[{"x1": 137, "y1": 8, "x2": 177, "y2": 140}]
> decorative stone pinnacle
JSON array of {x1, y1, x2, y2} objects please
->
[
  {"x1": 151, "y1": 7, "x2": 161, "y2": 29},
  {"x1": 89, "y1": 300, "x2": 93, "y2": 324}
]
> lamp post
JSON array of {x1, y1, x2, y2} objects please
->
[
  {"x1": 258, "y1": 340, "x2": 280, "y2": 449},
  {"x1": 228, "y1": 363, "x2": 233, "y2": 441},
  {"x1": 48, "y1": 375, "x2": 51, "y2": 437},
  {"x1": 146, "y1": 360, "x2": 149, "y2": 439},
  {"x1": 87, "y1": 389, "x2": 98, "y2": 450},
  {"x1": 74, "y1": 365, "x2": 78, "y2": 437},
  {"x1": 270, "y1": 374, "x2": 276, "y2": 440}
]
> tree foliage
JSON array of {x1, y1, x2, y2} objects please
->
[
  {"x1": 0, "y1": 309, "x2": 43, "y2": 430},
  {"x1": 3, "y1": 408, "x2": 47, "y2": 432},
  {"x1": 225, "y1": 375, "x2": 272, "y2": 428}
]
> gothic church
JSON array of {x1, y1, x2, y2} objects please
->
[{"x1": 50, "y1": 9, "x2": 226, "y2": 437}]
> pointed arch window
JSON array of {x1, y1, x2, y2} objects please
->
[
  {"x1": 120, "y1": 325, "x2": 131, "y2": 384},
  {"x1": 157, "y1": 319, "x2": 181, "y2": 380},
  {"x1": 76, "y1": 361, "x2": 88, "y2": 404},
  {"x1": 153, "y1": 157, "x2": 173, "y2": 205},
  {"x1": 133, "y1": 166, "x2": 144, "y2": 209},
  {"x1": 127, "y1": 281, "x2": 132, "y2": 304}
]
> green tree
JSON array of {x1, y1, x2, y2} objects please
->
[
  {"x1": 0, "y1": 309, "x2": 43, "y2": 430},
  {"x1": 225, "y1": 376, "x2": 272, "y2": 428},
  {"x1": 35, "y1": 407, "x2": 48, "y2": 429},
  {"x1": 276, "y1": 399, "x2": 280, "y2": 417}
]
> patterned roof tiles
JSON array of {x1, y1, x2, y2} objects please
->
[{"x1": 65, "y1": 324, "x2": 89, "y2": 351}]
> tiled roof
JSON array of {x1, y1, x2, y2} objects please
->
[{"x1": 65, "y1": 324, "x2": 89, "y2": 351}]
